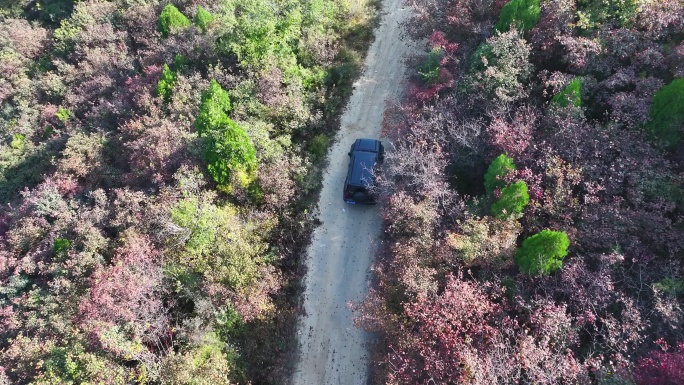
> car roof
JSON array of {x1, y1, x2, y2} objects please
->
[
  {"x1": 348, "y1": 152, "x2": 377, "y2": 186},
  {"x1": 353, "y1": 138, "x2": 381, "y2": 153}
]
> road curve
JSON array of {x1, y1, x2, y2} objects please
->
[{"x1": 291, "y1": 1, "x2": 412, "y2": 384}]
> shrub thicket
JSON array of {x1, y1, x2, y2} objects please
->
[
  {"x1": 470, "y1": 30, "x2": 534, "y2": 103},
  {"x1": 0, "y1": 0, "x2": 381, "y2": 382}
]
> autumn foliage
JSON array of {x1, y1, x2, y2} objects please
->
[
  {"x1": 634, "y1": 340, "x2": 684, "y2": 385},
  {"x1": 0, "y1": 0, "x2": 378, "y2": 382},
  {"x1": 357, "y1": 0, "x2": 684, "y2": 383}
]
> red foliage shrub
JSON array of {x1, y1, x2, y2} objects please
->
[
  {"x1": 529, "y1": 0, "x2": 575, "y2": 65},
  {"x1": 121, "y1": 112, "x2": 191, "y2": 185},
  {"x1": 517, "y1": 300, "x2": 588, "y2": 383},
  {"x1": 429, "y1": 30, "x2": 459, "y2": 55},
  {"x1": 634, "y1": 340, "x2": 684, "y2": 385},
  {"x1": 636, "y1": 0, "x2": 684, "y2": 39},
  {"x1": 124, "y1": 64, "x2": 162, "y2": 111},
  {"x1": 78, "y1": 230, "x2": 170, "y2": 350},
  {"x1": 408, "y1": 76, "x2": 449, "y2": 103},
  {"x1": 408, "y1": 31, "x2": 458, "y2": 103},
  {"x1": 257, "y1": 67, "x2": 288, "y2": 109},
  {"x1": 669, "y1": 42, "x2": 684, "y2": 78},
  {"x1": 604, "y1": 76, "x2": 663, "y2": 129},
  {"x1": 257, "y1": 154, "x2": 304, "y2": 211},
  {"x1": 0, "y1": 19, "x2": 50, "y2": 59},
  {"x1": 556, "y1": 35, "x2": 603, "y2": 74},
  {"x1": 387, "y1": 275, "x2": 503, "y2": 384},
  {"x1": 486, "y1": 105, "x2": 535, "y2": 159}
]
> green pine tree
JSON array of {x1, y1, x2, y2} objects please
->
[{"x1": 516, "y1": 230, "x2": 570, "y2": 275}]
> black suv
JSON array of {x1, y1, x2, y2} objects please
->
[{"x1": 343, "y1": 138, "x2": 385, "y2": 204}]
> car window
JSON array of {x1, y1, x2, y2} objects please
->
[{"x1": 345, "y1": 184, "x2": 364, "y2": 193}]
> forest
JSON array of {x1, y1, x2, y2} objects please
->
[
  {"x1": 354, "y1": 0, "x2": 684, "y2": 384},
  {"x1": 0, "y1": 0, "x2": 378, "y2": 383},
  {"x1": 3, "y1": 0, "x2": 684, "y2": 384}
]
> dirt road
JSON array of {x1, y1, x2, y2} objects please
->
[{"x1": 291, "y1": 1, "x2": 412, "y2": 384}]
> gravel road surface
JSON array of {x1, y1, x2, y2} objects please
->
[{"x1": 291, "y1": 1, "x2": 412, "y2": 384}]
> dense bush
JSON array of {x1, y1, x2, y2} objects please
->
[
  {"x1": 308, "y1": 133, "x2": 330, "y2": 161},
  {"x1": 515, "y1": 230, "x2": 570, "y2": 275},
  {"x1": 484, "y1": 153, "x2": 516, "y2": 193},
  {"x1": 156, "y1": 63, "x2": 177, "y2": 102},
  {"x1": 495, "y1": 0, "x2": 541, "y2": 32},
  {"x1": 52, "y1": 238, "x2": 71, "y2": 256},
  {"x1": 419, "y1": 48, "x2": 444, "y2": 85},
  {"x1": 204, "y1": 119, "x2": 258, "y2": 189},
  {"x1": 9, "y1": 134, "x2": 26, "y2": 150},
  {"x1": 195, "y1": 80, "x2": 232, "y2": 134},
  {"x1": 158, "y1": 4, "x2": 190, "y2": 38},
  {"x1": 646, "y1": 78, "x2": 684, "y2": 148},
  {"x1": 491, "y1": 180, "x2": 529, "y2": 218},
  {"x1": 552, "y1": 77, "x2": 582, "y2": 107},
  {"x1": 194, "y1": 5, "x2": 214, "y2": 33},
  {"x1": 192, "y1": 80, "x2": 256, "y2": 189}
]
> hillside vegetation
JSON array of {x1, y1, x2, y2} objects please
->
[
  {"x1": 356, "y1": 0, "x2": 684, "y2": 383},
  {"x1": 0, "y1": 0, "x2": 378, "y2": 383}
]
